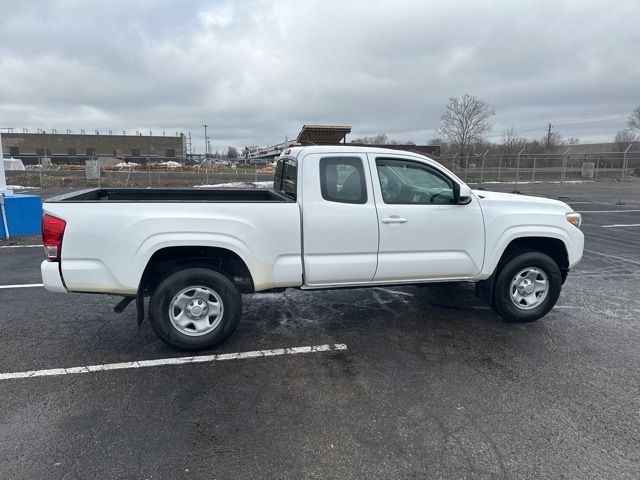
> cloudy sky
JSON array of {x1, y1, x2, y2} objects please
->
[{"x1": 0, "y1": 0, "x2": 638, "y2": 152}]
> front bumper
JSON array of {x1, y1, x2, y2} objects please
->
[
  {"x1": 41, "y1": 260, "x2": 68, "y2": 293},
  {"x1": 567, "y1": 228, "x2": 585, "y2": 268}
]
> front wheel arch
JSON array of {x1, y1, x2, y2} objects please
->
[{"x1": 476, "y1": 236, "x2": 570, "y2": 303}]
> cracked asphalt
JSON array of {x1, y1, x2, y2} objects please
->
[{"x1": 0, "y1": 185, "x2": 639, "y2": 479}]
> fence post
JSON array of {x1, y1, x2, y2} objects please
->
[
  {"x1": 618, "y1": 144, "x2": 632, "y2": 204},
  {"x1": 532, "y1": 156, "x2": 536, "y2": 183},
  {"x1": 595, "y1": 155, "x2": 600, "y2": 182},
  {"x1": 38, "y1": 157, "x2": 43, "y2": 189},
  {"x1": 464, "y1": 153, "x2": 469, "y2": 183},
  {"x1": 97, "y1": 157, "x2": 101, "y2": 189},
  {"x1": 497, "y1": 156, "x2": 502, "y2": 182},
  {"x1": 479, "y1": 150, "x2": 488, "y2": 188},
  {"x1": 557, "y1": 148, "x2": 570, "y2": 199},
  {"x1": 513, "y1": 148, "x2": 525, "y2": 193},
  {"x1": 147, "y1": 160, "x2": 151, "y2": 187}
]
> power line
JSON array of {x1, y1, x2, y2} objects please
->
[
  {"x1": 507, "y1": 115, "x2": 628, "y2": 135},
  {"x1": 551, "y1": 116, "x2": 628, "y2": 128}
]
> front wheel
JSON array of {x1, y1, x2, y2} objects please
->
[
  {"x1": 149, "y1": 268, "x2": 242, "y2": 350},
  {"x1": 491, "y1": 251, "x2": 562, "y2": 323}
]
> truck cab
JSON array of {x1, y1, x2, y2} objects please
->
[{"x1": 274, "y1": 146, "x2": 485, "y2": 287}]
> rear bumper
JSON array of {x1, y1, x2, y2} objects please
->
[{"x1": 41, "y1": 261, "x2": 68, "y2": 293}]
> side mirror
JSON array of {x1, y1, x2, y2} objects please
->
[{"x1": 454, "y1": 183, "x2": 472, "y2": 205}]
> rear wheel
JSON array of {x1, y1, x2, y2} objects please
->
[
  {"x1": 149, "y1": 268, "x2": 242, "y2": 350},
  {"x1": 491, "y1": 251, "x2": 562, "y2": 323}
]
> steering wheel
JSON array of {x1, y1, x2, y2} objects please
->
[
  {"x1": 383, "y1": 179, "x2": 402, "y2": 203},
  {"x1": 429, "y1": 192, "x2": 449, "y2": 204}
]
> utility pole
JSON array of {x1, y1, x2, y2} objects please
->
[
  {"x1": 1, "y1": 131, "x2": 12, "y2": 239},
  {"x1": 203, "y1": 124, "x2": 208, "y2": 158}
]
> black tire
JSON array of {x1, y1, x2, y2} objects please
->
[
  {"x1": 491, "y1": 251, "x2": 562, "y2": 323},
  {"x1": 149, "y1": 268, "x2": 242, "y2": 350}
]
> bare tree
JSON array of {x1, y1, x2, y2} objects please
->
[
  {"x1": 614, "y1": 129, "x2": 637, "y2": 151},
  {"x1": 350, "y1": 133, "x2": 389, "y2": 144},
  {"x1": 542, "y1": 125, "x2": 562, "y2": 152},
  {"x1": 435, "y1": 94, "x2": 495, "y2": 155},
  {"x1": 500, "y1": 127, "x2": 527, "y2": 154},
  {"x1": 628, "y1": 106, "x2": 640, "y2": 132},
  {"x1": 226, "y1": 146, "x2": 239, "y2": 158}
]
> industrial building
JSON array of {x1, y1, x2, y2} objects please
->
[{"x1": 1, "y1": 132, "x2": 186, "y2": 165}]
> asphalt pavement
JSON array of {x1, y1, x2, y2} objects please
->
[{"x1": 0, "y1": 185, "x2": 639, "y2": 479}]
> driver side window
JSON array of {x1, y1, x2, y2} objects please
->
[{"x1": 376, "y1": 158, "x2": 454, "y2": 205}]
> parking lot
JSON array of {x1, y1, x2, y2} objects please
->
[{"x1": 1, "y1": 185, "x2": 639, "y2": 479}]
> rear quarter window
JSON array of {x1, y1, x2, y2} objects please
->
[
  {"x1": 319, "y1": 157, "x2": 367, "y2": 204},
  {"x1": 274, "y1": 157, "x2": 297, "y2": 200}
]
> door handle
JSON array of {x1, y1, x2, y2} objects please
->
[{"x1": 381, "y1": 216, "x2": 408, "y2": 224}]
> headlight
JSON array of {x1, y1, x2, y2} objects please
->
[{"x1": 566, "y1": 212, "x2": 582, "y2": 229}]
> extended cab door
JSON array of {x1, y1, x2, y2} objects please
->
[
  {"x1": 301, "y1": 153, "x2": 379, "y2": 286},
  {"x1": 369, "y1": 154, "x2": 485, "y2": 281}
]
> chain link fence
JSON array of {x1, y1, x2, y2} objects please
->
[
  {"x1": 5, "y1": 157, "x2": 274, "y2": 189},
  {"x1": 440, "y1": 150, "x2": 640, "y2": 203},
  {"x1": 5, "y1": 150, "x2": 640, "y2": 204}
]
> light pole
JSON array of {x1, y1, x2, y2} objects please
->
[
  {"x1": 0, "y1": 131, "x2": 11, "y2": 239},
  {"x1": 203, "y1": 124, "x2": 208, "y2": 158}
]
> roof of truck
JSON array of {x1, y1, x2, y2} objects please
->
[{"x1": 280, "y1": 145, "x2": 433, "y2": 160}]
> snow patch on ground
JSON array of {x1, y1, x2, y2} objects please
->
[
  {"x1": 115, "y1": 162, "x2": 139, "y2": 168},
  {"x1": 6, "y1": 185, "x2": 39, "y2": 190},
  {"x1": 158, "y1": 161, "x2": 182, "y2": 168}
]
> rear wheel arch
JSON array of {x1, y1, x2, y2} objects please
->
[{"x1": 139, "y1": 246, "x2": 255, "y2": 295}]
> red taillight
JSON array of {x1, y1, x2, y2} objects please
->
[{"x1": 42, "y1": 214, "x2": 66, "y2": 261}]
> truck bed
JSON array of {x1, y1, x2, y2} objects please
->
[{"x1": 48, "y1": 188, "x2": 292, "y2": 203}]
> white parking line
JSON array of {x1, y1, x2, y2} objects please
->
[
  {"x1": 602, "y1": 224, "x2": 640, "y2": 228},
  {"x1": 0, "y1": 283, "x2": 44, "y2": 289},
  {"x1": 0, "y1": 244, "x2": 44, "y2": 249},
  {"x1": 0, "y1": 343, "x2": 348, "y2": 381},
  {"x1": 584, "y1": 249, "x2": 640, "y2": 266}
]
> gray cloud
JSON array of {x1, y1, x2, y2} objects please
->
[{"x1": 1, "y1": 0, "x2": 638, "y2": 152}]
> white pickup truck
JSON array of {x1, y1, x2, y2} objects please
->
[{"x1": 41, "y1": 145, "x2": 584, "y2": 350}]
